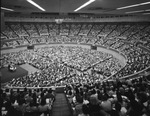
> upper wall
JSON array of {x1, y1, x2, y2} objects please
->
[{"x1": 4, "y1": 15, "x2": 150, "y2": 23}]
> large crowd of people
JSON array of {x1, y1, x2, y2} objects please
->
[
  {"x1": 113, "y1": 45, "x2": 150, "y2": 78},
  {"x1": 1, "y1": 22, "x2": 150, "y2": 116},
  {"x1": 65, "y1": 76, "x2": 150, "y2": 116},
  {"x1": 1, "y1": 74, "x2": 150, "y2": 116},
  {"x1": 1, "y1": 46, "x2": 122, "y2": 87},
  {"x1": 1, "y1": 42, "x2": 149, "y2": 89},
  {"x1": 1, "y1": 87, "x2": 55, "y2": 116},
  {"x1": 1, "y1": 22, "x2": 150, "y2": 87},
  {"x1": 1, "y1": 23, "x2": 150, "y2": 49}
]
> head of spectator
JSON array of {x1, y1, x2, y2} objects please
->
[
  {"x1": 89, "y1": 95, "x2": 99, "y2": 105},
  {"x1": 81, "y1": 104, "x2": 90, "y2": 116}
]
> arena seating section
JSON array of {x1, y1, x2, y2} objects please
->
[
  {"x1": 1, "y1": 22, "x2": 150, "y2": 116},
  {"x1": 1, "y1": 22, "x2": 150, "y2": 79}
]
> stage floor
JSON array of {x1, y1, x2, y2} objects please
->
[
  {"x1": 1, "y1": 65, "x2": 28, "y2": 83},
  {"x1": 20, "y1": 63, "x2": 40, "y2": 74}
]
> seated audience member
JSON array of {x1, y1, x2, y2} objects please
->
[
  {"x1": 24, "y1": 100, "x2": 38, "y2": 116},
  {"x1": 88, "y1": 95, "x2": 108, "y2": 116},
  {"x1": 15, "y1": 99, "x2": 26, "y2": 116},
  {"x1": 45, "y1": 88, "x2": 55, "y2": 102},
  {"x1": 38, "y1": 98, "x2": 50, "y2": 116},
  {"x1": 110, "y1": 102, "x2": 126, "y2": 116},
  {"x1": 25, "y1": 92, "x2": 33, "y2": 105},
  {"x1": 4, "y1": 100, "x2": 17, "y2": 116},
  {"x1": 74, "y1": 96, "x2": 84, "y2": 116},
  {"x1": 100, "y1": 94, "x2": 112, "y2": 113},
  {"x1": 78, "y1": 104, "x2": 90, "y2": 116}
]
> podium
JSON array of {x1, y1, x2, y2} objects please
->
[{"x1": 8, "y1": 64, "x2": 16, "y2": 72}]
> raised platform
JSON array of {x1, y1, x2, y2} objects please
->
[
  {"x1": 1, "y1": 65, "x2": 28, "y2": 83},
  {"x1": 20, "y1": 63, "x2": 40, "y2": 74}
]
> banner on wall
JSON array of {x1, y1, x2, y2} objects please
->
[
  {"x1": 91, "y1": 45, "x2": 97, "y2": 50},
  {"x1": 27, "y1": 45, "x2": 34, "y2": 49}
]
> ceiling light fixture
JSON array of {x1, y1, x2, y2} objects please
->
[
  {"x1": 1, "y1": 7, "x2": 14, "y2": 11},
  {"x1": 74, "y1": 0, "x2": 95, "y2": 12},
  {"x1": 126, "y1": 10, "x2": 145, "y2": 14},
  {"x1": 145, "y1": 9, "x2": 150, "y2": 11},
  {"x1": 117, "y1": 1, "x2": 150, "y2": 10},
  {"x1": 26, "y1": 0, "x2": 45, "y2": 11},
  {"x1": 143, "y1": 13, "x2": 150, "y2": 15},
  {"x1": 126, "y1": 9, "x2": 150, "y2": 14}
]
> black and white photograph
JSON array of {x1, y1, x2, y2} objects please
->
[{"x1": 1, "y1": 0, "x2": 150, "y2": 116}]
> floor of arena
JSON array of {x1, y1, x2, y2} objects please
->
[
  {"x1": 20, "y1": 63, "x2": 40, "y2": 74},
  {"x1": 1, "y1": 65, "x2": 28, "y2": 83},
  {"x1": 1, "y1": 64, "x2": 39, "y2": 84}
]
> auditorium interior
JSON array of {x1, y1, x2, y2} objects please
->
[{"x1": 1, "y1": 0, "x2": 150, "y2": 116}]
